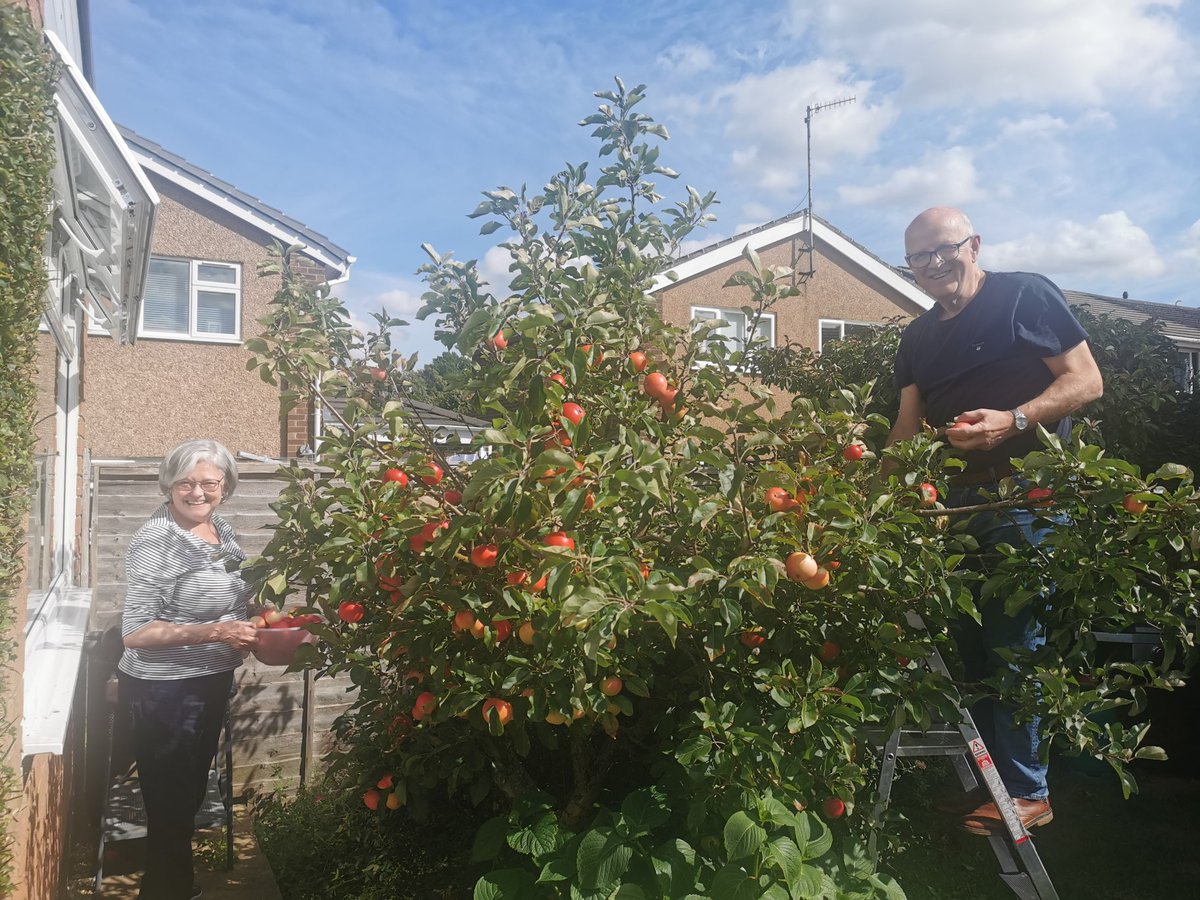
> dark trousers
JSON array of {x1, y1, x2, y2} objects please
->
[{"x1": 119, "y1": 670, "x2": 234, "y2": 900}]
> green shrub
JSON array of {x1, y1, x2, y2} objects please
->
[
  {"x1": 254, "y1": 778, "x2": 486, "y2": 899},
  {"x1": 0, "y1": 5, "x2": 56, "y2": 892}
]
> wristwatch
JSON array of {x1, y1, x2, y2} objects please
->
[{"x1": 1010, "y1": 407, "x2": 1029, "y2": 432}]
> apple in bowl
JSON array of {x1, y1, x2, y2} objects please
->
[{"x1": 250, "y1": 608, "x2": 322, "y2": 666}]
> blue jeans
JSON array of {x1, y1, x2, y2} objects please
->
[{"x1": 947, "y1": 485, "x2": 1057, "y2": 800}]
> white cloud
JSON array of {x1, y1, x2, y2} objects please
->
[
  {"x1": 657, "y1": 42, "x2": 716, "y2": 75},
  {"x1": 741, "y1": 201, "x2": 775, "y2": 223},
  {"x1": 478, "y1": 245, "x2": 514, "y2": 294},
  {"x1": 998, "y1": 114, "x2": 1069, "y2": 141},
  {"x1": 983, "y1": 211, "x2": 1165, "y2": 280},
  {"x1": 1178, "y1": 219, "x2": 1200, "y2": 263},
  {"x1": 794, "y1": 0, "x2": 1197, "y2": 109},
  {"x1": 336, "y1": 268, "x2": 425, "y2": 321},
  {"x1": 718, "y1": 61, "x2": 897, "y2": 192},
  {"x1": 837, "y1": 146, "x2": 985, "y2": 208}
]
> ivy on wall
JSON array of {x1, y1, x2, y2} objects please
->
[{"x1": 0, "y1": 4, "x2": 56, "y2": 892}]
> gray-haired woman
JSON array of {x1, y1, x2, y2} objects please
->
[{"x1": 118, "y1": 439, "x2": 258, "y2": 900}]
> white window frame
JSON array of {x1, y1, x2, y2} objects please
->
[
  {"x1": 691, "y1": 306, "x2": 776, "y2": 355},
  {"x1": 818, "y1": 318, "x2": 875, "y2": 353},
  {"x1": 1177, "y1": 349, "x2": 1199, "y2": 394},
  {"x1": 138, "y1": 256, "x2": 242, "y2": 343}
]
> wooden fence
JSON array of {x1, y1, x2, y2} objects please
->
[{"x1": 84, "y1": 460, "x2": 356, "y2": 795}]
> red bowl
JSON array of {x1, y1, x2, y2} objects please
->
[{"x1": 251, "y1": 626, "x2": 317, "y2": 666}]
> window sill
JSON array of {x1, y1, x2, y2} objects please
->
[
  {"x1": 134, "y1": 332, "x2": 243, "y2": 345},
  {"x1": 23, "y1": 583, "x2": 93, "y2": 757}
]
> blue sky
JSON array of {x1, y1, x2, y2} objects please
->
[{"x1": 92, "y1": 0, "x2": 1200, "y2": 364}]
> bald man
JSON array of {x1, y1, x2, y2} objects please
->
[{"x1": 887, "y1": 207, "x2": 1103, "y2": 835}]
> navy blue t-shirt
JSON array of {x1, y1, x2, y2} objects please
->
[{"x1": 893, "y1": 271, "x2": 1089, "y2": 472}]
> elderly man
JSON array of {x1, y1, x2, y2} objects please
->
[{"x1": 886, "y1": 207, "x2": 1103, "y2": 835}]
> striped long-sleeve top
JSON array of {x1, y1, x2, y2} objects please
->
[{"x1": 118, "y1": 504, "x2": 253, "y2": 680}]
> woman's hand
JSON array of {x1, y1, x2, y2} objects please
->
[{"x1": 212, "y1": 620, "x2": 260, "y2": 650}]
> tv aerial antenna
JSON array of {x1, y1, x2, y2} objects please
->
[{"x1": 802, "y1": 95, "x2": 856, "y2": 277}]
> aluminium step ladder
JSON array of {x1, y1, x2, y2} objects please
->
[{"x1": 868, "y1": 611, "x2": 1060, "y2": 900}]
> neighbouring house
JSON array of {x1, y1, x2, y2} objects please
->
[
  {"x1": 9, "y1": 2, "x2": 355, "y2": 896},
  {"x1": 1065, "y1": 290, "x2": 1200, "y2": 391},
  {"x1": 651, "y1": 210, "x2": 932, "y2": 355}
]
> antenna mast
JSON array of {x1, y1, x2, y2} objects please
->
[{"x1": 804, "y1": 95, "x2": 855, "y2": 276}]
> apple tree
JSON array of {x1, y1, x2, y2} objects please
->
[{"x1": 246, "y1": 81, "x2": 1198, "y2": 898}]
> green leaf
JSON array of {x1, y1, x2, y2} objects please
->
[
  {"x1": 676, "y1": 733, "x2": 713, "y2": 766},
  {"x1": 709, "y1": 863, "x2": 759, "y2": 900},
  {"x1": 507, "y1": 811, "x2": 561, "y2": 857},
  {"x1": 621, "y1": 786, "x2": 671, "y2": 833},
  {"x1": 471, "y1": 816, "x2": 508, "y2": 862},
  {"x1": 723, "y1": 810, "x2": 767, "y2": 861},
  {"x1": 644, "y1": 600, "x2": 679, "y2": 646},
  {"x1": 576, "y1": 827, "x2": 633, "y2": 892},
  {"x1": 473, "y1": 869, "x2": 532, "y2": 899}
]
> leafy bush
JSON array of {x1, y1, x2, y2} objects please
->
[
  {"x1": 0, "y1": 5, "x2": 56, "y2": 892},
  {"x1": 254, "y1": 777, "x2": 484, "y2": 899},
  {"x1": 245, "y1": 81, "x2": 1198, "y2": 898}
]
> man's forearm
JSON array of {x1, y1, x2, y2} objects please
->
[{"x1": 1018, "y1": 370, "x2": 1103, "y2": 430}]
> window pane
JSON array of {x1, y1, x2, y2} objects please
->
[
  {"x1": 142, "y1": 258, "x2": 190, "y2": 333},
  {"x1": 820, "y1": 323, "x2": 842, "y2": 350},
  {"x1": 844, "y1": 323, "x2": 873, "y2": 337},
  {"x1": 196, "y1": 291, "x2": 237, "y2": 335},
  {"x1": 197, "y1": 262, "x2": 237, "y2": 284},
  {"x1": 752, "y1": 316, "x2": 775, "y2": 348}
]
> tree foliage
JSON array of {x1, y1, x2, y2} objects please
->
[{"x1": 246, "y1": 81, "x2": 1198, "y2": 898}]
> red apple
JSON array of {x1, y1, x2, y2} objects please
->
[
  {"x1": 338, "y1": 601, "x2": 365, "y2": 624},
  {"x1": 919, "y1": 482, "x2": 938, "y2": 506},
  {"x1": 471, "y1": 543, "x2": 499, "y2": 568},
  {"x1": 819, "y1": 640, "x2": 841, "y2": 661},
  {"x1": 421, "y1": 462, "x2": 444, "y2": 486},
  {"x1": 487, "y1": 330, "x2": 507, "y2": 351},
  {"x1": 443, "y1": 489, "x2": 463, "y2": 506},
  {"x1": 740, "y1": 631, "x2": 766, "y2": 649},
  {"x1": 643, "y1": 372, "x2": 669, "y2": 399},
  {"x1": 561, "y1": 402, "x2": 585, "y2": 426},
  {"x1": 482, "y1": 698, "x2": 513, "y2": 726},
  {"x1": 822, "y1": 797, "x2": 845, "y2": 818},
  {"x1": 784, "y1": 551, "x2": 819, "y2": 583},
  {"x1": 549, "y1": 373, "x2": 567, "y2": 387},
  {"x1": 492, "y1": 620, "x2": 512, "y2": 642},
  {"x1": 1122, "y1": 493, "x2": 1148, "y2": 515},
  {"x1": 383, "y1": 468, "x2": 408, "y2": 487},
  {"x1": 629, "y1": 351, "x2": 648, "y2": 372},
  {"x1": 412, "y1": 691, "x2": 438, "y2": 721},
  {"x1": 544, "y1": 531, "x2": 575, "y2": 550},
  {"x1": 600, "y1": 676, "x2": 623, "y2": 697},
  {"x1": 842, "y1": 443, "x2": 864, "y2": 461}
]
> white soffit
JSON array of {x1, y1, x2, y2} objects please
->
[{"x1": 652, "y1": 214, "x2": 934, "y2": 311}]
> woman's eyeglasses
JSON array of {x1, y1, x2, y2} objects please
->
[{"x1": 173, "y1": 479, "x2": 224, "y2": 494}]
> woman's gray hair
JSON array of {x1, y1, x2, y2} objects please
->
[{"x1": 158, "y1": 440, "x2": 239, "y2": 498}]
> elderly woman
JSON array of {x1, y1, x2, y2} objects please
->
[{"x1": 118, "y1": 439, "x2": 259, "y2": 900}]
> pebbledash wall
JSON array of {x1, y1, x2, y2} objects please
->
[
  {"x1": 655, "y1": 231, "x2": 927, "y2": 352},
  {"x1": 79, "y1": 176, "x2": 329, "y2": 459}
]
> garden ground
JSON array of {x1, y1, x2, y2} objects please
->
[{"x1": 65, "y1": 759, "x2": 1199, "y2": 898}]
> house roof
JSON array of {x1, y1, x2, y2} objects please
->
[
  {"x1": 651, "y1": 209, "x2": 935, "y2": 313},
  {"x1": 117, "y1": 125, "x2": 355, "y2": 279},
  {"x1": 1066, "y1": 290, "x2": 1200, "y2": 349},
  {"x1": 322, "y1": 397, "x2": 488, "y2": 442}
]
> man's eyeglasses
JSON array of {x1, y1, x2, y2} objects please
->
[
  {"x1": 905, "y1": 235, "x2": 975, "y2": 270},
  {"x1": 173, "y1": 479, "x2": 224, "y2": 494}
]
